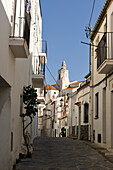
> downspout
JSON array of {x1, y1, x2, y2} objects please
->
[
  {"x1": 13, "y1": 0, "x2": 17, "y2": 36},
  {"x1": 106, "y1": 15, "x2": 107, "y2": 88},
  {"x1": 69, "y1": 97, "x2": 72, "y2": 136},
  {"x1": 71, "y1": 97, "x2": 73, "y2": 135},
  {"x1": 90, "y1": 41, "x2": 94, "y2": 142},
  {"x1": 19, "y1": 0, "x2": 22, "y2": 37},
  {"x1": 53, "y1": 102, "x2": 55, "y2": 137}
]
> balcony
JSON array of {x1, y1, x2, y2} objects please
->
[
  {"x1": 38, "y1": 40, "x2": 47, "y2": 62},
  {"x1": 32, "y1": 40, "x2": 47, "y2": 88},
  {"x1": 9, "y1": 38, "x2": 29, "y2": 58},
  {"x1": 37, "y1": 96, "x2": 45, "y2": 104},
  {"x1": 32, "y1": 56, "x2": 45, "y2": 88},
  {"x1": 9, "y1": 2, "x2": 31, "y2": 58},
  {"x1": 97, "y1": 33, "x2": 113, "y2": 74}
]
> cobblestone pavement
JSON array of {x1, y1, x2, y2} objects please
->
[{"x1": 16, "y1": 137, "x2": 113, "y2": 170}]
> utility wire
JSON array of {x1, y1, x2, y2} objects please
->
[
  {"x1": 89, "y1": 0, "x2": 95, "y2": 26},
  {"x1": 45, "y1": 64, "x2": 61, "y2": 90},
  {"x1": 45, "y1": 64, "x2": 57, "y2": 84},
  {"x1": 85, "y1": 0, "x2": 96, "y2": 38}
]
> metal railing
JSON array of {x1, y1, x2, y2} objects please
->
[
  {"x1": 38, "y1": 40, "x2": 47, "y2": 55},
  {"x1": 97, "y1": 33, "x2": 107, "y2": 68},
  {"x1": 32, "y1": 56, "x2": 45, "y2": 76},
  {"x1": 97, "y1": 32, "x2": 113, "y2": 69},
  {"x1": 24, "y1": 11, "x2": 31, "y2": 48},
  {"x1": 11, "y1": 0, "x2": 31, "y2": 48}
]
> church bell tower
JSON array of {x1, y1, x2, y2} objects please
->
[{"x1": 56, "y1": 61, "x2": 70, "y2": 90}]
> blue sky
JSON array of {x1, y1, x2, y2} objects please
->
[{"x1": 40, "y1": 0, "x2": 105, "y2": 85}]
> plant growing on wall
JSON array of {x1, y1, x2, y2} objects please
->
[{"x1": 20, "y1": 85, "x2": 38, "y2": 157}]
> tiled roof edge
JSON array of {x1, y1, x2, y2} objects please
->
[{"x1": 90, "y1": 0, "x2": 111, "y2": 40}]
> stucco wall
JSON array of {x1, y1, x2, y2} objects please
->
[
  {"x1": 91, "y1": 2, "x2": 113, "y2": 148},
  {"x1": 0, "y1": 87, "x2": 11, "y2": 170},
  {"x1": 0, "y1": 1, "x2": 33, "y2": 169}
]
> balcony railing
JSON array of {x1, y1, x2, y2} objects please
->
[
  {"x1": 33, "y1": 56, "x2": 45, "y2": 76},
  {"x1": 38, "y1": 40, "x2": 47, "y2": 56},
  {"x1": 24, "y1": 11, "x2": 31, "y2": 48},
  {"x1": 32, "y1": 55, "x2": 46, "y2": 88},
  {"x1": 97, "y1": 33, "x2": 107, "y2": 69},
  {"x1": 97, "y1": 32, "x2": 113, "y2": 74},
  {"x1": 9, "y1": 1, "x2": 31, "y2": 58},
  {"x1": 11, "y1": 1, "x2": 31, "y2": 47}
]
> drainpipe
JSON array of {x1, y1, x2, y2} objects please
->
[
  {"x1": 70, "y1": 97, "x2": 73, "y2": 136},
  {"x1": 13, "y1": 0, "x2": 17, "y2": 37},
  {"x1": 19, "y1": 0, "x2": 22, "y2": 37},
  {"x1": 90, "y1": 41, "x2": 94, "y2": 142}
]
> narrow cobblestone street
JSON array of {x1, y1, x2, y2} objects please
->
[{"x1": 15, "y1": 137, "x2": 113, "y2": 170}]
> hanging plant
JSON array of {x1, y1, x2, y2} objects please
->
[{"x1": 20, "y1": 85, "x2": 37, "y2": 157}]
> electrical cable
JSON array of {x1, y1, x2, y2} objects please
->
[
  {"x1": 85, "y1": 0, "x2": 96, "y2": 38},
  {"x1": 45, "y1": 64, "x2": 61, "y2": 90},
  {"x1": 89, "y1": 0, "x2": 95, "y2": 26}
]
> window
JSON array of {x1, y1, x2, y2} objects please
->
[
  {"x1": 11, "y1": 132, "x2": 13, "y2": 152},
  {"x1": 84, "y1": 103, "x2": 89, "y2": 123},
  {"x1": 98, "y1": 134, "x2": 101, "y2": 143},
  {"x1": 95, "y1": 92, "x2": 99, "y2": 118},
  {"x1": 59, "y1": 74, "x2": 60, "y2": 80}
]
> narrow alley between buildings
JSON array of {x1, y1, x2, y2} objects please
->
[{"x1": 16, "y1": 137, "x2": 113, "y2": 170}]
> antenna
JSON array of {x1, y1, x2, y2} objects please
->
[{"x1": 85, "y1": 24, "x2": 91, "y2": 39}]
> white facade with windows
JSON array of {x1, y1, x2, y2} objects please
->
[
  {"x1": 41, "y1": 61, "x2": 82, "y2": 137},
  {"x1": 0, "y1": 0, "x2": 46, "y2": 169},
  {"x1": 67, "y1": 79, "x2": 90, "y2": 139},
  {"x1": 90, "y1": 0, "x2": 113, "y2": 149}
]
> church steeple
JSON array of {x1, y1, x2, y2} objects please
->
[
  {"x1": 62, "y1": 61, "x2": 66, "y2": 70},
  {"x1": 56, "y1": 61, "x2": 70, "y2": 90}
]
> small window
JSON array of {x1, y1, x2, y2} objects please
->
[
  {"x1": 11, "y1": 132, "x2": 13, "y2": 152},
  {"x1": 84, "y1": 103, "x2": 89, "y2": 123},
  {"x1": 93, "y1": 130, "x2": 95, "y2": 141},
  {"x1": 98, "y1": 134, "x2": 101, "y2": 143},
  {"x1": 54, "y1": 92, "x2": 56, "y2": 94},
  {"x1": 95, "y1": 92, "x2": 99, "y2": 118},
  {"x1": 59, "y1": 74, "x2": 60, "y2": 80}
]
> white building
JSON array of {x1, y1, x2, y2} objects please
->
[
  {"x1": 41, "y1": 61, "x2": 82, "y2": 137},
  {"x1": 90, "y1": 0, "x2": 113, "y2": 149},
  {"x1": 30, "y1": 0, "x2": 47, "y2": 140},
  {"x1": 74, "y1": 78, "x2": 90, "y2": 140},
  {"x1": 0, "y1": 0, "x2": 46, "y2": 169}
]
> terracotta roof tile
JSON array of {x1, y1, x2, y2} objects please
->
[{"x1": 45, "y1": 84, "x2": 58, "y2": 90}]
